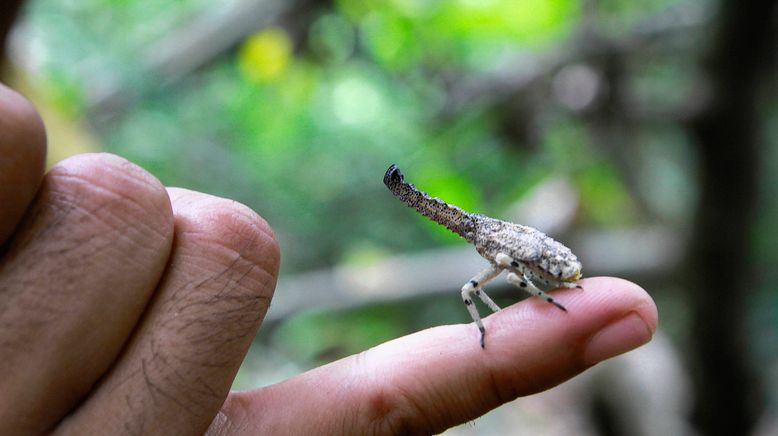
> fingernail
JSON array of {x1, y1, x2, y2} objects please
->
[{"x1": 584, "y1": 312, "x2": 653, "y2": 365}]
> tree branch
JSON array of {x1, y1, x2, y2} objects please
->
[{"x1": 685, "y1": 0, "x2": 777, "y2": 435}]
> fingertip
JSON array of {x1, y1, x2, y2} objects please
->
[
  {"x1": 583, "y1": 311, "x2": 655, "y2": 366},
  {"x1": 375, "y1": 276, "x2": 660, "y2": 428},
  {"x1": 166, "y1": 187, "x2": 281, "y2": 281},
  {"x1": 0, "y1": 84, "x2": 47, "y2": 155},
  {"x1": 574, "y1": 276, "x2": 658, "y2": 334},
  {"x1": 49, "y1": 152, "x2": 175, "y2": 243},
  {"x1": 0, "y1": 84, "x2": 47, "y2": 245},
  {"x1": 487, "y1": 277, "x2": 658, "y2": 361}
]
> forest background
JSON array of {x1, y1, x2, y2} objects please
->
[{"x1": 1, "y1": 0, "x2": 776, "y2": 434}]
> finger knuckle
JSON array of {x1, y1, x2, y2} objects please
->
[
  {"x1": 358, "y1": 383, "x2": 435, "y2": 436},
  {"x1": 175, "y1": 194, "x2": 280, "y2": 280},
  {"x1": 169, "y1": 192, "x2": 280, "y2": 315},
  {"x1": 48, "y1": 153, "x2": 174, "y2": 241}
]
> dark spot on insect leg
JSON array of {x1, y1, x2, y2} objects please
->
[
  {"x1": 464, "y1": 299, "x2": 472, "y2": 306},
  {"x1": 470, "y1": 280, "x2": 479, "y2": 287},
  {"x1": 510, "y1": 261, "x2": 519, "y2": 267},
  {"x1": 547, "y1": 297, "x2": 567, "y2": 312},
  {"x1": 520, "y1": 281, "x2": 527, "y2": 288}
]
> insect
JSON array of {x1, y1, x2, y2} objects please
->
[{"x1": 383, "y1": 164, "x2": 583, "y2": 348}]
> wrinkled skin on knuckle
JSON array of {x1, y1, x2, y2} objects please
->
[
  {"x1": 1, "y1": 154, "x2": 173, "y2": 302},
  {"x1": 160, "y1": 197, "x2": 280, "y2": 356},
  {"x1": 360, "y1": 385, "x2": 417, "y2": 435},
  {"x1": 354, "y1": 378, "x2": 445, "y2": 436},
  {"x1": 119, "y1": 200, "x2": 283, "y2": 431},
  {"x1": 198, "y1": 199, "x2": 280, "y2": 286},
  {"x1": 171, "y1": 192, "x2": 279, "y2": 284},
  {"x1": 0, "y1": 154, "x2": 175, "y2": 434},
  {"x1": 47, "y1": 195, "x2": 280, "y2": 435},
  {"x1": 23, "y1": 156, "x2": 172, "y2": 263},
  {"x1": 48, "y1": 153, "x2": 174, "y2": 238}
]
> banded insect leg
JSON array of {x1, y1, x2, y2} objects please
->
[
  {"x1": 505, "y1": 272, "x2": 567, "y2": 312},
  {"x1": 461, "y1": 264, "x2": 503, "y2": 348}
]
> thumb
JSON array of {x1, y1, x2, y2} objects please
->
[{"x1": 214, "y1": 277, "x2": 657, "y2": 435}]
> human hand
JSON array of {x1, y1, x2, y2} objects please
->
[{"x1": 0, "y1": 83, "x2": 657, "y2": 435}]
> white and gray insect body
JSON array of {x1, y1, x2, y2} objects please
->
[
  {"x1": 472, "y1": 218, "x2": 582, "y2": 288},
  {"x1": 384, "y1": 164, "x2": 583, "y2": 348}
]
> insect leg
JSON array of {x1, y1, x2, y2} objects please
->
[
  {"x1": 461, "y1": 264, "x2": 503, "y2": 349},
  {"x1": 506, "y1": 272, "x2": 568, "y2": 312},
  {"x1": 495, "y1": 253, "x2": 513, "y2": 268}
]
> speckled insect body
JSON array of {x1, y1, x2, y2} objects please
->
[{"x1": 384, "y1": 165, "x2": 583, "y2": 348}]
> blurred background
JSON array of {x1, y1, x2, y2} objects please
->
[{"x1": 1, "y1": 0, "x2": 776, "y2": 434}]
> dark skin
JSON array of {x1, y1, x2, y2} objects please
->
[{"x1": 0, "y1": 82, "x2": 657, "y2": 435}]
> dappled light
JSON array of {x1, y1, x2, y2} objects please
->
[{"x1": 238, "y1": 27, "x2": 293, "y2": 83}]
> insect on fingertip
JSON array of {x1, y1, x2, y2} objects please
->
[{"x1": 382, "y1": 165, "x2": 582, "y2": 350}]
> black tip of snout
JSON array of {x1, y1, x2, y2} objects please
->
[{"x1": 384, "y1": 164, "x2": 404, "y2": 187}]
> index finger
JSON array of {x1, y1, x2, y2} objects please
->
[{"x1": 216, "y1": 277, "x2": 657, "y2": 435}]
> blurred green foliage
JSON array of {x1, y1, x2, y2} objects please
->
[
  {"x1": 22, "y1": 0, "x2": 778, "y2": 381},
  {"x1": 274, "y1": 303, "x2": 410, "y2": 364},
  {"x1": 25, "y1": 0, "x2": 666, "y2": 272}
]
